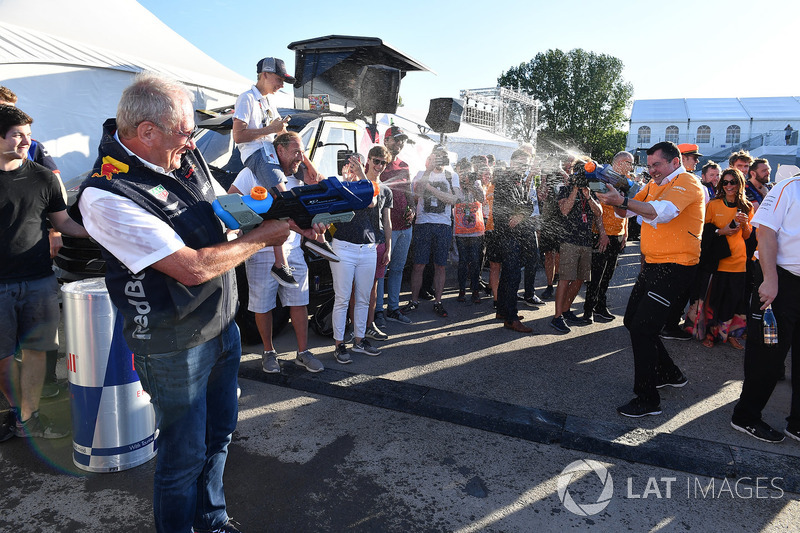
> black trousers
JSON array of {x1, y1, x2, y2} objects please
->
[
  {"x1": 584, "y1": 234, "x2": 624, "y2": 313},
  {"x1": 733, "y1": 265, "x2": 800, "y2": 428},
  {"x1": 624, "y1": 263, "x2": 696, "y2": 404}
]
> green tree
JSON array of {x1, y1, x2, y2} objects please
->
[{"x1": 498, "y1": 48, "x2": 633, "y2": 162}]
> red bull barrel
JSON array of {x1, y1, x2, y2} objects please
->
[{"x1": 62, "y1": 278, "x2": 157, "y2": 472}]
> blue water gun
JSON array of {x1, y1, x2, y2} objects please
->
[
  {"x1": 212, "y1": 176, "x2": 378, "y2": 232},
  {"x1": 583, "y1": 160, "x2": 640, "y2": 197}
]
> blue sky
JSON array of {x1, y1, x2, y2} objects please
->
[{"x1": 139, "y1": 0, "x2": 800, "y2": 112}]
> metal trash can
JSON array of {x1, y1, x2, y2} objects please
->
[{"x1": 62, "y1": 278, "x2": 157, "y2": 472}]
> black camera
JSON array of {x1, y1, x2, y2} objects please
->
[{"x1": 432, "y1": 146, "x2": 450, "y2": 168}]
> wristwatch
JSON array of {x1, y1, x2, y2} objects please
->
[{"x1": 619, "y1": 197, "x2": 629, "y2": 210}]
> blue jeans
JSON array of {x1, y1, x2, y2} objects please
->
[
  {"x1": 377, "y1": 227, "x2": 412, "y2": 312},
  {"x1": 134, "y1": 321, "x2": 241, "y2": 533}
]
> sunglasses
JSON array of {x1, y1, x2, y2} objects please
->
[
  {"x1": 721, "y1": 179, "x2": 738, "y2": 186},
  {"x1": 371, "y1": 158, "x2": 388, "y2": 167}
]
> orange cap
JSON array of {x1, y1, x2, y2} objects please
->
[
  {"x1": 371, "y1": 180, "x2": 380, "y2": 197},
  {"x1": 250, "y1": 186, "x2": 268, "y2": 200},
  {"x1": 584, "y1": 160, "x2": 597, "y2": 173},
  {"x1": 677, "y1": 143, "x2": 703, "y2": 157}
]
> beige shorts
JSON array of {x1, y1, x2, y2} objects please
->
[{"x1": 558, "y1": 242, "x2": 592, "y2": 281}]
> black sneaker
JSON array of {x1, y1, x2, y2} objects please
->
[
  {"x1": 386, "y1": 308, "x2": 413, "y2": 324},
  {"x1": 617, "y1": 397, "x2": 662, "y2": 418},
  {"x1": 540, "y1": 286, "x2": 554, "y2": 300},
  {"x1": 302, "y1": 239, "x2": 340, "y2": 262},
  {"x1": 731, "y1": 419, "x2": 784, "y2": 443},
  {"x1": 550, "y1": 316, "x2": 571, "y2": 334},
  {"x1": 402, "y1": 301, "x2": 419, "y2": 313},
  {"x1": 40, "y1": 382, "x2": 60, "y2": 399},
  {"x1": 656, "y1": 370, "x2": 688, "y2": 389},
  {"x1": 593, "y1": 308, "x2": 616, "y2": 322},
  {"x1": 271, "y1": 264, "x2": 299, "y2": 288},
  {"x1": 581, "y1": 312, "x2": 594, "y2": 324},
  {"x1": 14, "y1": 410, "x2": 70, "y2": 439},
  {"x1": 419, "y1": 290, "x2": 435, "y2": 301},
  {"x1": 785, "y1": 426, "x2": 800, "y2": 442},
  {"x1": 659, "y1": 326, "x2": 692, "y2": 341},
  {"x1": 523, "y1": 296, "x2": 542, "y2": 307},
  {"x1": 563, "y1": 310, "x2": 591, "y2": 326},
  {"x1": 351, "y1": 339, "x2": 381, "y2": 356},
  {"x1": 195, "y1": 518, "x2": 243, "y2": 533},
  {"x1": 333, "y1": 344, "x2": 352, "y2": 364},
  {"x1": 432, "y1": 302, "x2": 448, "y2": 317},
  {"x1": 0, "y1": 410, "x2": 17, "y2": 442}
]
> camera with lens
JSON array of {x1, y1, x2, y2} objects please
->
[{"x1": 432, "y1": 146, "x2": 450, "y2": 168}]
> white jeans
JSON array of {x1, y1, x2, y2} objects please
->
[{"x1": 330, "y1": 239, "x2": 377, "y2": 342}]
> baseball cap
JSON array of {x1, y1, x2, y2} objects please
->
[
  {"x1": 677, "y1": 143, "x2": 703, "y2": 157},
  {"x1": 256, "y1": 57, "x2": 296, "y2": 84},
  {"x1": 384, "y1": 125, "x2": 409, "y2": 142}
]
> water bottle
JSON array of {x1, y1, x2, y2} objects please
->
[{"x1": 763, "y1": 305, "x2": 778, "y2": 345}]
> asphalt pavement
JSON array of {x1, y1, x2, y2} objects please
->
[{"x1": 1, "y1": 241, "x2": 798, "y2": 532}]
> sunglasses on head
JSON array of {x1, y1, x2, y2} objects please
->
[
  {"x1": 371, "y1": 158, "x2": 388, "y2": 167},
  {"x1": 721, "y1": 179, "x2": 738, "y2": 186}
]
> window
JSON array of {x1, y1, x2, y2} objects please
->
[
  {"x1": 726, "y1": 125, "x2": 741, "y2": 144},
  {"x1": 696, "y1": 125, "x2": 711, "y2": 144},
  {"x1": 637, "y1": 126, "x2": 651, "y2": 144},
  {"x1": 665, "y1": 125, "x2": 679, "y2": 143}
]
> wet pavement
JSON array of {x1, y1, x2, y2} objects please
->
[{"x1": 1, "y1": 241, "x2": 798, "y2": 532}]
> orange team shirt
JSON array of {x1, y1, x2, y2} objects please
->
[
  {"x1": 705, "y1": 199, "x2": 754, "y2": 273},
  {"x1": 635, "y1": 172, "x2": 704, "y2": 266},
  {"x1": 484, "y1": 182, "x2": 494, "y2": 231},
  {"x1": 594, "y1": 203, "x2": 626, "y2": 236}
]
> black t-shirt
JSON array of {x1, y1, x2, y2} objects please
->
[
  {"x1": 556, "y1": 184, "x2": 594, "y2": 247},
  {"x1": 0, "y1": 160, "x2": 67, "y2": 282},
  {"x1": 333, "y1": 182, "x2": 391, "y2": 245}
]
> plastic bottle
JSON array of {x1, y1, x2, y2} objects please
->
[{"x1": 763, "y1": 305, "x2": 778, "y2": 345}]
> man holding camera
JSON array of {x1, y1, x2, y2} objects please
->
[
  {"x1": 597, "y1": 141, "x2": 704, "y2": 418},
  {"x1": 406, "y1": 146, "x2": 461, "y2": 318},
  {"x1": 549, "y1": 164, "x2": 607, "y2": 334}
]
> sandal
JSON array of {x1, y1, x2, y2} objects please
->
[
  {"x1": 728, "y1": 337, "x2": 744, "y2": 350},
  {"x1": 702, "y1": 337, "x2": 714, "y2": 348}
]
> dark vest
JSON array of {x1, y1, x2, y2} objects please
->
[{"x1": 74, "y1": 119, "x2": 237, "y2": 354}]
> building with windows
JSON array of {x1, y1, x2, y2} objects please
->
[{"x1": 627, "y1": 97, "x2": 800, "y2": 176}]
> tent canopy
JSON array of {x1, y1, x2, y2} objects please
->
[{"x1": 0, "y1": 0, "x2": 262, "y2": 179}]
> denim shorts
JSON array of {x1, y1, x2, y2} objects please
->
[
  {"x1": 413, "y1": 223, "x2": 452, "y2": 266},
  {"x1": 0, "y1": 274, "x2": 60, "y2": 358}
]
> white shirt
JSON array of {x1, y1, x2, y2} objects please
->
[
  {"x1": 619, "y1": 165, "x2": 684, "y2": 227},
  {"x1": 413, "y1": 170, "x2": 461, "y2": 225},
  {"x1": 233, "y1": 86, "x2": 280, "y2": 164},
  {"x1": 752, "y1": 177, "x2": 800, "y2": 276},
  {"x1": 79, "y1": 134, "x2": 225, "y2": 275}
]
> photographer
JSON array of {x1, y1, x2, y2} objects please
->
[
  {"x1": 537, "y1": 156, "x2": 568, "y2": 299},
  {"x1": 549, "y1": 163, "x2": 608, "y2": 333},
  {"x1": 406, "y1": 146, "x2": 461, "y2": 318}
]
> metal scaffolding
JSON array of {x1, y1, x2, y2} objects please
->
[{"x1": 459, "y1": 87, "x2": 540, "y2": 145}]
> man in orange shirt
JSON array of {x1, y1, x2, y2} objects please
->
[{"x1": 597, "y1": 141, "x2": 704, "y2": 417}]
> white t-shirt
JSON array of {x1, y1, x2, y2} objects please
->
[
  {"x1": 233, "y1": 86, "x2": 280, "y2": 164},
  {"x1": 413, "y1": 170, "x2": 460, "y2": 226},
  {"x1": 232, "y1": 167, "x2": 302, "y2": 258},
  {"x1": 752, "y1": 177, "x2": 800, "y2": 276}
]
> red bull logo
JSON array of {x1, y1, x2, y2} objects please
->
[{"x1": 92, "y1": 156, "x2": 130, "y2": 180}]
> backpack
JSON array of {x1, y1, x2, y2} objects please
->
[{"x1": 310, "y1": 295, "x2": 335, "y2": 337}]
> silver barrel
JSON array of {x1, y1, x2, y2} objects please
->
[{"x1": 62, "y1": 278, "x2": 157, "y2": 473}]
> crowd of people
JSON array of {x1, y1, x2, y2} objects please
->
[{"x1": 1, "y1": 54, "x2": 799, "y2": 532}]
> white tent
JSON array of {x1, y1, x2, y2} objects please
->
[
  {"x1": 379, "y1": 108, "x2": 520, "y2": 165},
  {"x1": 0, "y1": 0, "x2": 289, "y2": 180}
]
